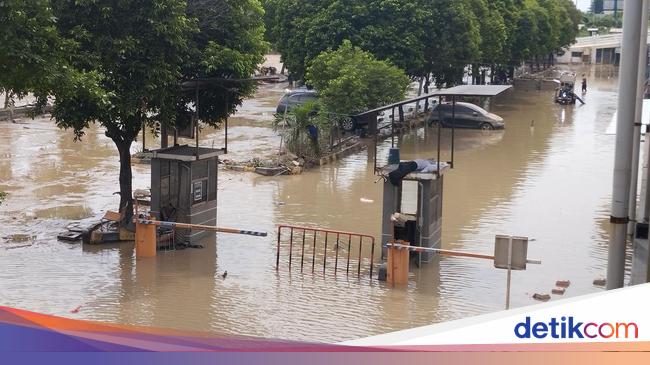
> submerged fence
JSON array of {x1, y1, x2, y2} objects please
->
[{"x1": 276, "y1": 225, "x2": 377, "y2": 279}]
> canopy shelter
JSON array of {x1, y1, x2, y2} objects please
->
[
  {"x1": 146, "y1": 76, "x2": 279, "y2": 245},
  {"x1": 354, "y1": 85, "x2": 513, "y2": 176},
  {"x1": 142, "y1": 76, "x2": 280, "y2": 159}
]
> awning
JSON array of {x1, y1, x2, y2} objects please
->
[{"x1": 357, "y1": 85, "x2": 512, "y2": 117}]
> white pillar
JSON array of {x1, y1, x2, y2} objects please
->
[
  {"x1": 628, "y1": 0, "x2": 650, "y2": 236},
  {"x1": 607, "y1": 0, "x2": 645, "y2": 290}
]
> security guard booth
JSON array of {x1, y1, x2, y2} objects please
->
[
  {"x1": 150, "y1": 145, "x2": 222, "y2": 244},
  {"x1": 380, "y1": 163, "x2": 447, "y2": 263}
]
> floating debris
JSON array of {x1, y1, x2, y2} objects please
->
[
  {"x1": 555, "y1": 280, "x2": 571, "y2": 288},
  {"x1": 221, "y1": 271, "x2": 228, "y2": 279},
  {"x1": 360, "y1": 198, "x2": 374, "y2": 203},
  {"x1": 3, "y1": 234, "x2": 35, "y2": 242},
  {"x1": 70, "y1": 305, "x2": 82, "y2": 314},
  {"x1": 593, "y1": 278, "x2": 606, "y2": 287},
  {"x1": 255, "y1": 166, "x2": 289, "y2": 176},
  {"x1": 533, "y1": 293, "x2": 551, "y2": 301},
  {"x1": 551, "y1": 287, "x2": 566, "y2": 295},
  {"x1": 57, "y1": 231, "x2": 84, "y2": 242}
]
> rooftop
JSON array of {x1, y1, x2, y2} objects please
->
[
  {"x1": 569, "y1": 33, "x2": 650, "y2": 50},
  {"x1": 358, "y1": 85, "x2": 512, "y2": 117},
  {"x1": 151, "y1": 145, "x2": 225, "y2": 161}
]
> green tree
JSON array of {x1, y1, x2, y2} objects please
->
[
  {"x1": 421, "y1": 0, "x2": 481, "y2": 87},
  {"x1": 0, "y1": 1, "x2": 66, "y2": 112},
  {"x1": 49, "y1": 0, "x2": 194, "y2": 218},
  {"x1": 558, "y1": 0, "x2": 582, "y2": 48},
  {"x1": 182, "y1": 0, "x2": 267, "y2": 126},
  {"x1": 306, "y1": 40, "x2": 410, "y2": 116},
  {"x1": 466, "y1": 0, "x2": 507, "y2": 83},
  {"x1": 270, "y1": 0, "x2": 426, "y2": 80},
  {"x1": 48, "y1": 0, "x2": 266, "y2": 221},
  {"x1": 261, "y1": 0, "x2": 280, "y2": 47},
  {"x1": 0, "y1": 191, "x2": 6, "y2": 206},
  {"x1": 274, "y1": 100, "x2": 320, "y2": 157}
]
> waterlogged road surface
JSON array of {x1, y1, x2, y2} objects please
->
[{"x1": 0, "y1": 67, "x2": 626, "y2": 342}]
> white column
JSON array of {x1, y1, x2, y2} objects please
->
[
  {"x1": 628, "y1": 0, "x2": 650, "y2": 235},
  {"x1": 607, "y1": 0, "x2": 645, "y2": 290}
]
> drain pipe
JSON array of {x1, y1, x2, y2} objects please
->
[
  {"x1": 608, "y1": 0, "x2": 645, "y2": 290},
  {"x1": 628, "y1": 0, "x2": 650, "y2": 236}
]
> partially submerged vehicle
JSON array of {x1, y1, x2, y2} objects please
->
[
  {"x1": 554, "y1": 72, "x2": 584, "y2": 105},
  {"x1": 427, "y1": 101, "x2": 505, "y2": 130}
]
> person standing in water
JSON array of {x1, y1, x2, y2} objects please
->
[{"x1": 581, "y1": 74, "x2": 587, "y2": 93}]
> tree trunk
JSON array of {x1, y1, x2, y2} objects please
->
[
  {"x1": 4, "y1": 91, "x2": 14, "y2": 122},
  {"x1": 416, "y1": 76, "x2": 424, "y2": 112},
  {"x1": 114, "y1": 138, "x2": 134, "y2": 226},
  {"x1": 424, "y1": 74, "x2": 430, "y2": 111}
]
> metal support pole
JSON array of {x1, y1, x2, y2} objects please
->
[
  {"x1": 391, "y1": 109, "x2": 395, "y2": 148},
  {"x1": 629, "y1": 0, "x2": 649, "y2": 235},
  {"x1": 505, "y1": 236, "x2": 513, "y2": 310},
  {"x1": 195, "y1": 83, "x2": 200, "y2": 159},
  {"x1": 224, "y1": 93, "x2": 229, "y2": 154},
  {"x1": 607, "y1": 0, "x2": 645, "y2": 290},
  {"x1": 160, "y1": 124, "x2": 168, "y2": 149},
  {"x1": 451, "y1": 96, "x2": 456, "y2": 168},
  {"x1": 437, "y1": 96, "x2": 442, "y2": 177}
]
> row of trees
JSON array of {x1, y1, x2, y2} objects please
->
[
  {"x1": 264, "y1": 0, "x2": 581, "y2": 87},
  {"x1": 1, "y1": 0, "x2": 267, "y2": 219}
]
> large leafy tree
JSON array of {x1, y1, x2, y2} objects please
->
[
  {"x1": 49, "y1": 0, "x2": 194, "y2": 219},
  {"x1": 465, "y1": 0, "x2": 507, "y2": 83},
  {"x1": 269, "y1": 0, "x2": 426, "y2": 80},
  {"x1": 48, "y1": 0, "x2": 266, "y2": 221},
  {"x1": 0, "y1": 1, "x2": 66, "y2": 108},
  {"x1": 182, "y1": 0, "x2": 267, "y2": 126},
  {"x1": 421, "y1": 0, "x2": 481, "y2": 87},
  {"x1": 306, "y1": 40, "x2": 410, "y2": 116},
  {"x1": 268, "y1": 0, "x2": 580, "y2": 86}
]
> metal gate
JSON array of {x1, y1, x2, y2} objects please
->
[{"x1": 276, "y1": 225, "x2": 377, "y2": 279}]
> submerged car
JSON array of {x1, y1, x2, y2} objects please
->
[
  {"x1": 427, "y1": 102, "x2": 505, "y2": 130},
  {"x1": 275, "y1": 89, "x2": 362, "y2": 132},
  {"x1": 276, "y1": 89, "x2": 319, "y2": 115}
]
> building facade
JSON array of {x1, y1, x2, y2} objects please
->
[{"x1": 592, "y1": 0, "x2": 624, "y2": 14}]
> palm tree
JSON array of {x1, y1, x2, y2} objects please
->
[{"x1": 273, "y1": 100, "x2": 321, "y2": 158}]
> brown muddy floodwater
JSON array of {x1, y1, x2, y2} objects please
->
[{"x1": 0, "y1": 66, "x2": 630, "y2": 342}]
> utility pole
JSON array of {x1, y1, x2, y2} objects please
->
[
  {"x1": 628, "y1": 0, "x2": 650, "y2": 236},
  {"x1": 607, "y1": 0, "x2": 644, "y2": 290}
]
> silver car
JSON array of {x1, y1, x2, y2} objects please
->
[{"x1": 427, "y1": 102, "x2": 505, "y2": 130}]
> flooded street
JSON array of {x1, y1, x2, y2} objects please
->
[{"x1": 0, "y1": 66, "x2": 627, "y2": 342}]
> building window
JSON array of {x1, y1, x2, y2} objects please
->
[{"x1": 571, "y1": 52, "x2": 583, "y2": 58}]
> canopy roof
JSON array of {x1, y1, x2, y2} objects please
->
[{"x1": 357, "y1": 85, "x2": 512, "y2": 117}]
